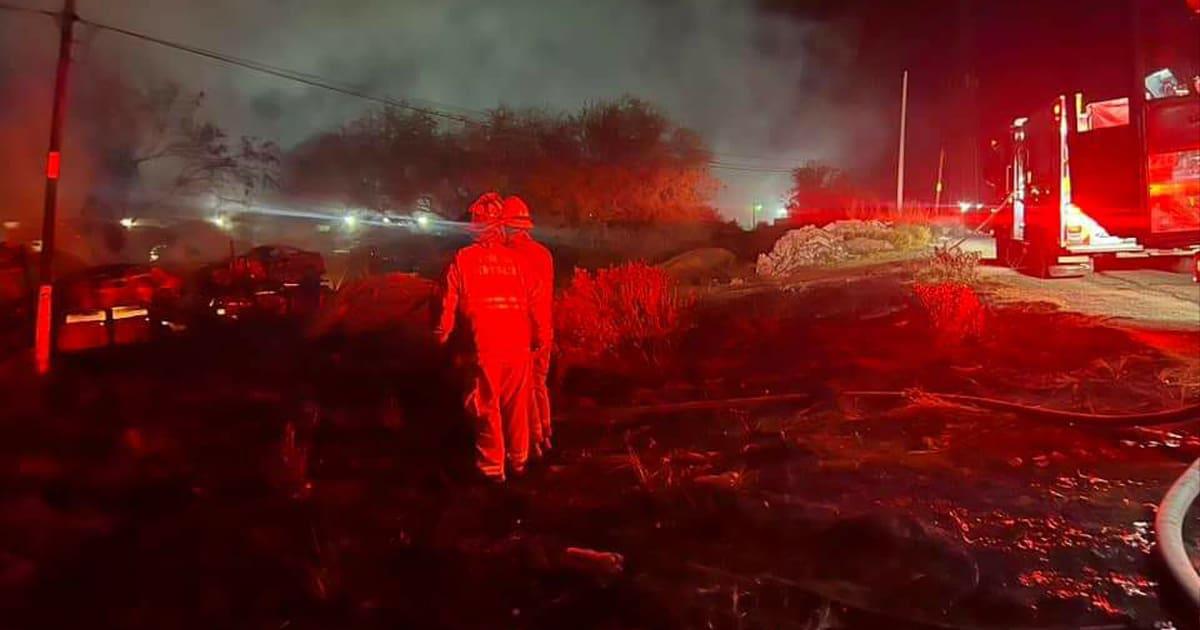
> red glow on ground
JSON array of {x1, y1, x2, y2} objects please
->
[{"x1": 913, "y1": 282, "x2": 985, "y2": 344}]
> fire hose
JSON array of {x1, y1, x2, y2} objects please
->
[
  {"x1": 1155, "y1": 458, "x2": 1200, "y2": 608},
  {"x1": 563, "y1": 392, "x2": 815, "y2": 425},
  {"x1": 568, "y1": 388, "x2": 1200, "y2": 428},
  {"x1": 843, "y1": 390, "x2": 1200, "y2": 428}
]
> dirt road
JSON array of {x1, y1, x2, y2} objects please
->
[
  {"x1": 951, "y1": 233, "x2": 1198, "y2": 330},
  {"x1": 979, "y1": 266, "x2": 1199, "y2": 330}
]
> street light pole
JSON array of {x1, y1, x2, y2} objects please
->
[
  {"x1": 896, "y1": 70, "x2": 909, "y2": 214},
  {"x1": 34, "y1": 0, "x2": 78, "y2": 375}
]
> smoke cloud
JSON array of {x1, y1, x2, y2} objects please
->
[{"x1": 1, "y1": 0, "x2": 890, "y2": 227}]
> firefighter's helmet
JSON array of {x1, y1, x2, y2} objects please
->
[
  {"x1": 468, "y1": 192, "x2": 505, "y2": 225},
  {"x1": 502, "y1": 196, "x2": 534, "y2": 230}
]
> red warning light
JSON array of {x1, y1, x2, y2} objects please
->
[{"x1": 46, "y1": 151, "x2": 61, "y2": 180}]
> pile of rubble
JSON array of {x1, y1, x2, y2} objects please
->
[{"x1": 755, "y1": 219, "x2": 899, "y2": 279}]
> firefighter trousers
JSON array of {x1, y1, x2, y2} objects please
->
[
  {"x1": 466, "y1": 353, "x2": 532, "y2": 480},
  {"x1": 529, "y1": 347, "x2": 552, "y2": 454}
]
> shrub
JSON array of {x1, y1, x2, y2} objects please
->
[
  {"x1": 888, "y1": 224, "x2": 933, "y2": 251},
  {"x1": 555, "y1": 262, "x2": 691, "y2": 364},
  {"x1": 921, "y1": 245, "x2": 981, "y2": 284},
  {"x1": 914, "y1": 282, "x2": 986, "y2": 345}
]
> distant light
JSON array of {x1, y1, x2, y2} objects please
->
[
  {"x1": 775, "y1": 207, "x2": 788, "y2": 219},
  {"x1": 2, "y1": 221, "x2": 18, "y2": 230},
  {"x1": 342, "y1": 214, "x2": 358, "y2": 229},
  {"x1": 416, "y1": 214, "x2": 431, "y2": 229},
  {"x1": 149, "y1": 248, "x2": 160, "y2": 262},
  {"x1": 215, "y1": 308, "x2": 227, "y2": 316},
  {"x1": 974, "y1": 203, "x2": 984, "y2": 210},
  {"x1": 210, "y1": 215, "x2": 231, "y2": 230},
  {"x1": 958, "y1": 202, "x2": 972, "y2": 213},
  {"x1": 381, "y1": 216, "x2": 392, "y2": 224},
  {"x1": 119, "y1": 217, "x2": 136, "y2": 229}
]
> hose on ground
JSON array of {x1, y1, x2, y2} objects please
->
[
  {"x1": 562, "y1": 392, "x2": 814, "y2": 425},
  {"x1": 843, "y1": 390, "x2": 1200, "y2": 428},
  {"x1": 566, "y1": 388, "x2": 1199, "y2": 429},
  {"x1": 1155, "y1": 458, "x2": 1200, "y2": 608}
]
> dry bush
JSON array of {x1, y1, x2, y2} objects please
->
[
  {"x1": 555, "y1": 262, "x2": 692, "y2": 365},
  {"x1": 921, "y1": 245, "x2": 981, "y2": 284},
  {"x1": 889, "y1": 224, "x2": 933, "y2": 251},
  {"x1": 913, "y1": 282, "x2": 987, "y2": 345},
  {"x1": 843, "y1": 203, "x2": 939, "y2": 225}
]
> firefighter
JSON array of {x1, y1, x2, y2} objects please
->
[
  {"x1": 436, "y1": 192, "x2": 533, "y2": 482},
  {"x1": 502, "y1": 195, "x2": 554, "y2": 456}
]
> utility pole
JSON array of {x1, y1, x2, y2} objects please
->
[
  {"x1": 896, "y1": 70, "x2": 909, "y2": 213},
  {"x1": 34, "y1": 0, "x2": 78, "y2": 375},
  {"x1": 934, "y1": 146, "x2": 946, "y2": 211}
]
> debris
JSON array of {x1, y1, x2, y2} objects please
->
[
  {"x1": 693, "y1": 470, "x2": 742, "y2": 488},
  {"x1": 560, "y1": 547, "x2": 625, "y2": 576},
  {"x1": 843, "y1": 237, "x2": 895, "y2": 256},
  {"x1": 756, "y1": 226, "x2": 849, "y2": 277},
  {"x1": 755, "y1": 219, "x2": 922, "y2": 278}
]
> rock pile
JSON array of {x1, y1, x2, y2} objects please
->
[
  {"x1": 755, "y1": 219, "x2": 907, "y2": 279},
  {"x1": 844, "y1": 237, "x2": 896, "y2": 256},
  {"x1": 755, "y1": 226, "x2": 849, "y2": 277}
]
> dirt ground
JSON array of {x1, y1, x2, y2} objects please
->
[
  {"x1": 955, "y1": 234, "x2": 1199, "y2": 330},
  {"x1": 0, "y1": 261, "x2": 1198, "y2": 629},
  {"x1": 980, "y1": 267, "x2": 1199, "y2": 331}
]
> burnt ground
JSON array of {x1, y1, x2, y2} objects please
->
[{"x1": 1, "y1": 271, "x2": 1198, "y2": 629}]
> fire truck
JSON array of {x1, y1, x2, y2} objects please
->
[{"x1": 995, "y1": 73, "x2": 1200, "y2": 278}]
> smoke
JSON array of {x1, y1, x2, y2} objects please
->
[{"x1": 1, "y1": 0, "x2": 889, "y2": 226}]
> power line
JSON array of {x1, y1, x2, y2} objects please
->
[
  {"x1": 80, "y1": 17, "x2": 482, "y2": 127},
  {"x1": 0, "y1": 2, "x2": 53, "y2": 16},
  {"x1": 80, "y1": 16, "x2": 800, "y2": 175}
]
